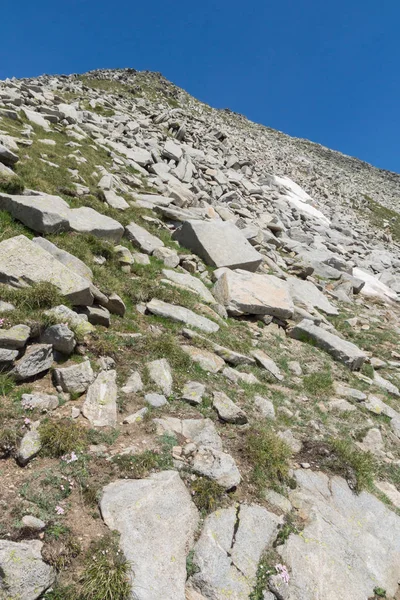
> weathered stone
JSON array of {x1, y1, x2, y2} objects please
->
[
  {"x1": 0, "y1": 143, "x2": 18, "y2": 166},
  {"x1": 288, "y1": 276, "x2": 339, "y2": 316},
  {"x1": 251, "y1": 349, "x2": 283, "y2": 381},
  {"x1": 374, "y1": 480, "x2": 400, "y2": 509},
  {"x1": 82, "y1": 370, "x2": 117, "y2": 427},
  {"x1": 181, "y1": 345, "x2": 225, "y2": 373},
  {"x1": 17, "y1": 421, "x2": 42, "y2": 466},
  {"x1": 278, "y1": 469, "x2": 400, "y2": 599},
  {"x1": 68, "y1": 206, "x2": 124, "y2": 241},
  {"x1": 21, "y1": 393, "x2": 59, "y2": 412},
  {"x1": 190, "y1": 505, "x2": 281, "y2": 598},
  {"x1": 102, "y1": 189, "x2": 130, "y2": 210},
  {"x1": 53, "y1": 360, "x2": 94, "y2": 394},
  {"x1": 373, "y1": 371, "x2": 400, "y2": 396},
  {"x1": 173, "y1": 220, "x2": 263, "y2": 271},
  {"x1": 81, "y1": 305, "x2": 111, "y2": 327},
  {"x1": 33, "y1": 237, "x2": 93, "y2": 280},
  {"x1": 41, "y1": 323, "x2": 75, "y2": 354},
  {"x1": 212, "y1": 391, "x2": 248, "y2": 424},
  {"x1": 100, "y1": 471, "x2": 199, "y2": 600},
  {"x1": 45, "y1": 305, "x2": 95, "y2": 336},
  {"x1": 121, "y1": 371, "x2": 143, "y2": 394},
  {"x1": 0, "y1": 324, "x2": 30, "y2": 349},
  {"x1": 181, "y1": 381, "x2": 205, "y2": 405},
  {"x1": 145, "y1": 392, "x2": 168, "y2": 407},
  {"x1": 265, "y1": 489, "x2": 292, "y2": 513},
  {"x1": 0, "y1": 193, "x2": 70, "y2": 234},
  {"x1": 0, "y1": 539, "x2": 55, "y2": 599},
  {"x1": 162, "y1": 269, "x2": 215, "y2": 303},
  {"x1": 123, "y1": 407, "x2": 148, "y2": 424},
  {"x1": 192, "y1": 445, "x2": 241, "y2": 489},
  {"x1": 222, "y1": 366, "x2": 260, "y2": 385},
  {"x1": 154, "y1": 417, "x2": 223, "y2": 451},
  {"x1": 21, "y1": 515, "x2": 46, "y2": 530},
  {"x1": 145, "y1": 359, "x2": 172, "y2": 397},
  {"x1": 0, "y1": 235, "x2": 93, "y2": 305},
  {"x1": 0, "y1": 348, "x2": 18, "y2": 366},
  {"x1": 125, "y1": 222, "x2": 164, "y2": 254},
  {"x1": 147, "y1": 299, "x2": 219, "y2": 333},
  {"x1": 214, "y1": 269, "x2": 294, "y2": 318},
  {"x1": 289, "y1": 319, "x2": 366, "y2": 370},
  {"x1": 104, "y1": 293, "x2": 126, "y2": 316},
  {"x1": 254, "y1": 395, "x2": 276, "y2": 419},
  {"x1": 12, "y1": 344, "x2": 53, "y2": 381},
  {"x1": 154, "y1": 247, "x2": 180, "y2": 268}
]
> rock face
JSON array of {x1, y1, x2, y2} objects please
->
[
  {"x1": 100, "y1": 471, "x2": 199, "y2": 600},
  {"x1": 82, "y1": 370, "x2": 118, "y2": 427},
  {"x1": 190, "y1": 505, "x2": 281, "y2": 599},
  {"x1": 0, "y1": 539, "x2": 55, "y2": 599},
  {"x1": 0, "y1": 235, "x2": 93, "y2": 306},
  {"x1": 173, "y1": 220, "x2": 263, "y2": 271},
  {"x1": 277, "y1": 470, "x2": 400, "y2": 600},
  {"x1": 33, "y1": 237, "x2": 93, "y2": 280},
  {"x1": 289, "y1": 319, "x2": 366, "y2": 370},
  {"x1": 125, "y1": 221, "x2": 164, "y2": 254},
  {"x1": 0, "y1": 193, "x2": 70, "y2": 234},
  {"x1": 214, "y1": 269, "x2": 294, "y2": 318},
  {"x1": 146, "y1": 298, "x2": 219, "y2": 333},
  {"x1": 53, "y1": 360, "x2": 94, "y2": 394}
]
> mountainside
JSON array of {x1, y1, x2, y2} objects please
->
[{"x1": 0, "y1": 67, "x2": 399, "y2": 600}]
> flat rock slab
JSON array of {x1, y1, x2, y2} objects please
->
[
  {"x1": 278, "y1": 469, "x2": 400, "y2": 599},
  {"x1": 181, "y1": 381, "x2": 206, "y2": 405},
  {"x1": 147, "y1": 299, "x2": 219, "y2": 333},
  {"x1": 190, "y1": 505, "x2": 281, "y2": 599},
  {"x1": 0, "y1": 235, "x2": 93, "y2": 306},
  {"x1": 21, "y1": 393, "x2": 59, "y2": 411},
  {"x1": 125, "y1": 222, "x2": 164, "y2": 254},
  {"x1": 173, "y1": 220, "x2": 263, "y2": 271},
  {"x1": 162, "y1": 269, "x2": 215, "y2": 304},
  {"x1": 82, "y1": 370, "x2": 117, "y2": 427},
  {"x1": 53, "y1": 360, "x2": 94, "y2": 394},
  {"x1": 251, "y1": 349, "x2": 283, "y2": 381},
  {"x1": 181, "y1": 345, "x2": 225, "y2": 373},
  {"x1": 12, "y1": 344, "x2": 53, "y2": 381},
  {"x1": 154, "y1": 417, "x2": 223, "y2": 451},
  {"x1": 214, "y1": 269, "x2": 294, "y2": 318},
  {"x1": 0, "y1": 193, "x2": 70, "y2": 234},
  {"x1": 100, "y1": 471, "x2": 199, "y2": 600},
  {"x1": 289, "y1": 319, "x2": 366, "y2": 370},
  {"x1": 68, "y1": 206, "x2": 124, "y2": 242},
  {"x1": 147, "y1": 358, "x2": 173, "y2": 396},
  {"x1": 288, "y1": 276, "x2": 339, "y2": 316},
  {"x1": 17, "y1": 421, "x2": 42, "y2": 466},
  {"x1": 0, "y1": 539, "x2": 55, "y2": 599},
  {"x1": 33, "y1": 237, "x2": 93, "y2": 280}
]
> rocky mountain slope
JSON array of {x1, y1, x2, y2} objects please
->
[{"x1": 0, "y1": 67, "x2": 399, "y2": 600}]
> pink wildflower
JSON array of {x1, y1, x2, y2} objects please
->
[
  {"x1": 275, "y1": 563, "x2": 290, "y2": 584},
  {"x1": 55, "y1": 506, "x2": 65, "y2": 515}
]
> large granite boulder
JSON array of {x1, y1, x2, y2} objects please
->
[{"x1": 0, "y1": 539, "x2": 55, "y2": 599}]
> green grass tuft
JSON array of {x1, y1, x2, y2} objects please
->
[
  {"x1": 39, "y1": 419, "x2": 89, "y2": 457},
  {"x1": 243, "y1": 426, "x2": 291, "y2": 494}
]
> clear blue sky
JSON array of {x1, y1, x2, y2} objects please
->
[{"x1": 1, "y1": 0, "x2": 399, "y2": 172}]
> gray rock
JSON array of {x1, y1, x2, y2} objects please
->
[
  {"x1": 68, "y1": 206, "x2": 124, "y2": 242},
  {"x1": 0, "y1": 324, "x2": 30, "y2": 349},
  {"x1": 356, "y1": 428, "x2": 384, "y2": 455},
  {"x1": 254, "y1": 395, "x2": 276, "y2": 419},
  {"x1": 53, "y1": 360, "x2": 94, "y2": 394},
  {"x1": 222, "y1": 366, "x2": 260, "y2": 385},
  {"x1": 0, "y1": 193, "x2": 70, "y2": 234},
  {"x1": 145, "y1": 392, "x2": 168, "y2": 407},
  {"x1": 162, "y1": 139, "x2": 183, "y2": 162},
  {"x1": 45, "y1": 304, "x2": 95, "y2": 336},
  {"x1": 0, "y1": 539, "x2": 55, "y2": 599},
  {"x1": 0, "y1": 235, "x2": 93, "y2": 306},
  {"x1": 125, "y1": 222, "x2": 164, "y2": 254},
  {"x1": 278, "y1": 429, "x2": 302, "y2": 453},
  {"x1": 192, "y1": 445, "x2": 241, "y2": 489},
  {"x1": 21, "y1": 393, "x2": 59, "y2": 412},
  {"x1": 181, "y1": 381, "x2": 205, "y2": 405},
  {"x1": 373, "y1": 371, "x2": 400, "y2": 396},
  {"x1": 80, "y1": 305, "x2": 111, "y2": 327},
  {"x1": 147, "y1": 358, "x2": 173, "y2": 396},
  {"x1": 102, "y1": 189, "x2": 129, "y2": 210},
  {"x1": 100, "y1": 471, "x2": 199, "y2": 600},
  {"x1": 212, "y1": 391, "x2": 248, "y2": 424},
  {"x1": 104, "y1": 293, "x2": 126, "y2": 317},
  {"x1": 41, "y1": 323, "x2": 75, "y2": 354},
  {"x1": 154, "y1": 247, "x2": 180, "y2": 268},
  {"x1": 288, "y1": 276, "x2": 339, "y2": 316},
  {"x1": 82, "y1": 370, "x2": 118, "y2": 427},
  {"x1": 123, "y1": 407, "x2": 148, "y2": 424},
  {"x1": 21, "y1": 515, "x2": 46, "y2": 530},
  {"x1": 12, "y1": 344, "x2": 53, "y2": 381},
  {"x1": 278, "y1": 469, "x2": 400, "y2": 599},
  {"x1": 146, "y1": 299, "x2": 219, "y2": 333},
  {"x1": 181, "y1": 345, "x2": 225, "y2": 373},
  {"x1": 121, "y1": 371, "x2": 143, "y2": 394},
  {"x1": 214, "y1": 269, "x2": 294, "y2": 318},
  {"x1": 374, "y1": 480, "x2": 400, "y2": 509},
  {"x1": 190, "y1": 505, "x2": 281, "y2": 599},
  {"x1": 162, "y1": 269, "x2": 215, "y2": 304},
  {"x1": 0, "y1": 143, "x2": 18, "y2": 166},
  {"x1": 33, "y1": 237, "x2": 93, "y2": 280},
  {"x1": 0, "y1": 348, "x2": 18, "y2": 366},
  {"x1": 289, "y1": 319, "x2": 366, "y2": 370},
  {"x1": 251, "y1": 349, "x2": 283, "y2": 381},
  {"x1": 17, "y1": 421, "x2": 42, "y2": 466},
  {"x1": 265, "y1": 489, "x2": 292, "y2": 513},
  {"x1": 173, "y1": 220, "x2": 263, "y2": 272},
  {"x1": 154, "y1": 417, "x2": 223, "y2": 451}
]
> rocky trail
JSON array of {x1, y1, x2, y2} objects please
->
[{"x1": 0, "y1": 67, "x2": 399, "y2": 599}]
